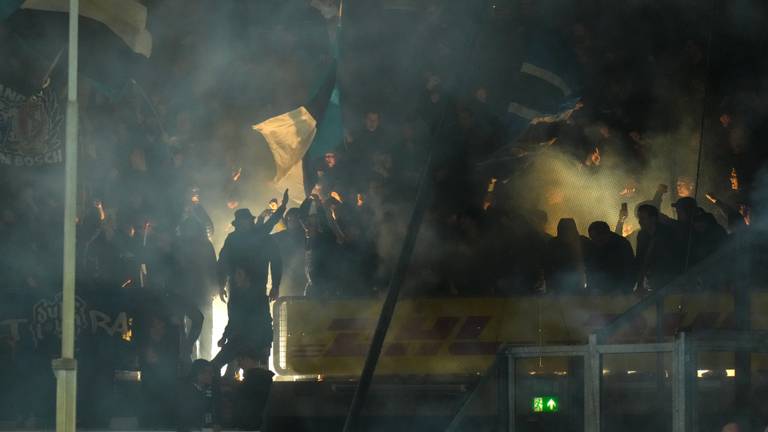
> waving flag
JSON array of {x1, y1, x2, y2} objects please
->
[
  {"x1": 21, "y1": 0, "x2": 152, "y2": 57},
  {"x1": 0, "y1": 0, "x2": 152, "y2": 168},
  {"x1": 251, "y1": 61, "x2": 338, "y2": 195},
  {"x1": 506, "y1": 29, "x2": 580, "y2": 140},
  {"x1": 252, "y1": 2, "x2": 344, "y2": 197}
]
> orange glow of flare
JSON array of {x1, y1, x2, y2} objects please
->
[
  {"x1": 227, "y1": 200, "x2": 239, "y2": 209},
  {"x1": 619, "y1": 185, "x2": 637, "y2": 198},
  {"x1": 740, "y1": 205, "x2": 751, "y2": 226},
  {"x1": 191, "y1": 194, "x2": 200, "y2": 204},
  {"x1": 586, "y1": 147, "x2": 601, "y2": 166},
  {"x1": 487, "y1": 177, "x2": 498, "y2": 192},
  {"x1": 330, "y1": 191, "x2": 343, "y2": 203},
  {"x1": 143, "y1": 222, "x2": 152, "y2": 247},
  {"x1": 622, "y1": 223, "x2": 635, "y2": 238},
  {"x1": 705, "y1": 193, "x2": 717, "y2": 204},
  {"x1": 95, "y1": 200, "x2": 106, "y2": 221},
  {"x1": 356, "y1": 193, "x2": 364, "y2": 207},
  {"x1": 232, "y1": 168, "x2": 242, "y2": 182},
  {"x1": 730, "y1": 168, "x2": 739, "y2": 191},
  {"x1": 483, "y1": 177, "x2": 498, "y2": 211},
  {"x1": 546, "y1": 189, "x2": 565, "y2": 205}
]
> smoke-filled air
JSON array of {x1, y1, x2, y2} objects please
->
[{"x1": 1, "y1": 0, "x2": 768, "y2": 431}]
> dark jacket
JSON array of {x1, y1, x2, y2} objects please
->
[
  {"x1": 545, "y1": 235, "x2": 594, "y2": 293},
  {"x1": 635, "y1": 222, "x2": 684, "y2": 290},
  {"x1": 590, "y1": 232, "x2": 635, "y2": 293},
  {"x1": 176, "y1": 382, "x2": 215, "y2": 432}
]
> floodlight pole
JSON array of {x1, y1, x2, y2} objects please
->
[{"x1": 53, "y1": 1, "x2": 79, "y2": 431}]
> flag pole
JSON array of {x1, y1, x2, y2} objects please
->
[{"x1": 53, "y1": 0, "x2": 79, "y2": 431}]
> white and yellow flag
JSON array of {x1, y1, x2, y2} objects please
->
[
  {"x1": 22, "y1": 0, "x2": 152, "y2": 57},
  {"x1": 252, "y1": 106, "x2": 318, "y2": 197}
]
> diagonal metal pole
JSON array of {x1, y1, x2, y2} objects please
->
[
  {"x1": 341, "y1": 151, "x2": 434, "y2": 432},
  {"x1": 53, "y1": 1, "x2": 79, "y2": 432},
  {"x1": 341, "y1": 3, "x2": 488, "y2": 430}
]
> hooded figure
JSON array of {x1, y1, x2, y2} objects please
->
[{"x1": 544, "y1": 218, "x2": 594, "y2": 293}]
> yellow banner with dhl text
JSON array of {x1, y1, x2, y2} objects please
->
[{"x1": 273, "y1": 293, "x2": 768, "y2": 377}]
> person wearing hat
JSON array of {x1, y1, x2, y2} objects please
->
[{"x1": 213, "y1": 190, "x2": 288, "y2": 374}]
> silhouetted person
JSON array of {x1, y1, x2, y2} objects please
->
[
  {"x1": 705, "y1": 192, "x2": 747, "y2": 232},
  {"x1": 345, "y1": 111, "x2": 388, "y2": 194},
  {"x1": 273, "y1": 208, "x2": 308, "y2": 297},
  {"x1": 214, "y1": 190, "x2": 287, "y2": 371},
  {"x1": 258, "y1": 198, "x2": 280, "y2": 223},
  {"x1": 672, "y1": 197, "x2": 728, "y2": 266},
  {"x1": 136, "y1": 311, "x2": 179, "y2": 428},
  {"x1": 544, "y1": 218, "x2": 593, "y2": 293},
  {"x1": 636, "y1": 204, "x2": 683, "y2": 292},
  {"x1": 588, "y1": 221, "x2": 635, "y2": 293},
  {"x1": 177, "y1": 359, "x2": 217, "y2": 432},
  {"x1": 176, "y1": 217, "x2": 218, "y2": 359},
  {"x1": 232, "y1": 352, "x2": 275, "y2": 430},
  {"x1": 301, "y1": 193, "x2": 344, "y2": 297},
  {"x1": 180, "y1": 187, "x2": 214, "y2": 238}
]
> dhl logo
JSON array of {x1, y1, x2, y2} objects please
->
[
  {"x1": 315, "y1": 316, "x2": 500, "y2": 357},
  {"x1": 287, "y1": 311, "x2": 739, "y2": 358}
]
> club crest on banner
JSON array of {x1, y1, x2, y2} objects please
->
[{"x1": 0, "y1": 83, "x2": 64, "y2": 167}]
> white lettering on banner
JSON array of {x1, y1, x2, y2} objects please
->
[
  {"x1": 21, "y1": 295, "x2": 133, "y2": 344},
  {"x1": 90, "y1": 310, "x2": 113, "y2": 336},
  {"x1": 89, "y1": 310, "x2": 129, "y2": 337},
  {"x1": 30, "y1": 295, "x2": 88, "y2": 346}
]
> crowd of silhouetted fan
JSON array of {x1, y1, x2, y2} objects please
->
[{"x1": 2, "y1": 0, "x2": 768, "y2": 428}]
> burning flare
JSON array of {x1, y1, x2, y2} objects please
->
[
  {"x1": 95, "y1": 200, "x2": 106, "y2": 221},
  {"x1": 619, "y1": 184, "x2": 637, "y2": 198},
  {"x1": 730, "y1": 168, "x2": 739, "y2": 191},
  {"x1": 483, "y1": 177, "x2": 498, "y2": 210},
  {"x1": 232, "y1": 167, "x2": 242, "y2": 183},
  {"x1": 585, "y1": 147, "x2": 601, "y2": 166}
]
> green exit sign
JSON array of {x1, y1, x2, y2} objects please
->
[{"x1": 532, "y1": 396, "x2": 559, "y2": 413}]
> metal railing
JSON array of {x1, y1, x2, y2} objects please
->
[
  {"x1": 497, "y1": 335, "x2": 675, "y2": 432},
  {"x1": 449, "y1": 236, "x2": 766, "y2": 432}
]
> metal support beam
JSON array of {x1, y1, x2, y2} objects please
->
[
  {"x1": 597, "y1": 343, "x2": 673, "y2": 354},
  {"x1": 506, "y1": 355, "x2": 516, "y2": 432},
  {"x1": 55, "y1": 1, "x2": 79, "y2": 432},
  {"x1": 445, "y1": 363, "x2": 497, "y2": 432},
  {"x1": 501, "y1": 345, "x2": 587, "y2": 357},
  {"x1": 672, "y1": 333, "x2": 694, "y2": 432},
  {"x1": 585, "y1": 334, "x2": 601, "y2": 432},
  {"x1": 496, "y1": 353, "x2": 510, "y2": 432}
]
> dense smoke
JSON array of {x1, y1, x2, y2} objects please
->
[{"x1": 2, "y1": 0, "x2": 768, "y2": 429}]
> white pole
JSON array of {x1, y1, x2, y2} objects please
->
[{"x1": 53, "y1": 1, "x2": 79, "y2": 431}]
